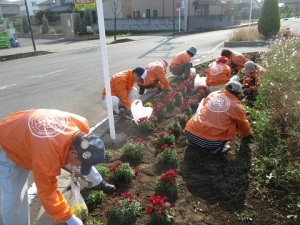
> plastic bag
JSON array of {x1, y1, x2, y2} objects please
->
[
  {"x1": 131, "y1": 99, "x2": 153, "y2": 124},
  {"x1": 67, "y1": 175, "x2": 88, "y2": 221},
  {"x1": 194, "y1": 74, "x2": 208, "y2": 91}
]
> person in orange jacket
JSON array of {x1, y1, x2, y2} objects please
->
[
  {"x1": 241, "y1": 61, "x2": 265, "y2": 95},
  {"x1": 206, "y1": 56, "x2": 231, "y2": 92},
  {"x1": 102, "y1": 69, "x2": 139, "y2": 117},
  {"x1": 134, "y1": 60, "x2": 171, "y2": 95},
  {"x1": 184, "y1": 81, "x2": 251, "y2": 154},
  {"x1": 221, "y1": 49, "x2": 248, "y2": 74},
  {"x1": 170, "y1": 46, "x2": 197, "y2": 81},
  {"x1": 0, "y1": 109, "x2": 116, "y2": 225}
]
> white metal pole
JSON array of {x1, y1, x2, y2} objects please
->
[
  {"x1": 249, "y1": 0, "x2": 253, "y2": 27},
  {"x1": 96, "y1": 0, "x2": 116, "y2": 140}
]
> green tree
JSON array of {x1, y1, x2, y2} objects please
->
[
  {"x1": 258, "y1": 0, "x2": 280, "y2": 39},
  {"x1": 41, "y1": 15, "x2": 50, "y2": 34},
  {"x1": 35, "y1": 10, "x2": 45, "y2": 24},
  {"x1": 79, "y1": 7, "x2": 93, "y2": 35},
  {"x1": 22, "y1": 16, "x2": 30, "y2": 33}
]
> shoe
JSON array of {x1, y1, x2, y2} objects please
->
[
  {"x1": 113, "y1": 111, "x2": 119, "y2": 120},
  {"x1": 210, "y1": 144, "x2": 231, "y2": 154},
  {"x1": 186, "y1": 139, "x2": 197, "y2": 147},
  {"x1": 94, "y1": 180, "x2": 116, "y2": 194},
  {"x1": 119, "y1": 105, "x2": 126, "y2": 111}
]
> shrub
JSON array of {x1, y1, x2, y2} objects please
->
[
  {"x1": 112, "y1": 192, "x2": 141, "y2": 224},
  {"x1": 105, "y1": 150, "x2": 113, "y2": 162},
  {"x1": 22, "y1": 16, "x2": 30, "y2": 33},
  {"x1": 123, "y1": 140, "x2": 146, "y2": 161},
  {"x1": 86, "y1": 220, "x2": 103, "y2": 225},
  {"x1": 85, "y1": 190, "x2": 106, "y2": 208},
  {"x1": 258, "y1": 0, "x2": 280, "y2": 39},
  {"x1": 146, "y1": 195, "x2": 174, "y2": 224},
  {"x1": 228, "y1": 26, "x2": 263, "y2": 42},
  {"x1": 35, "y1": 10, "x2": 45, "y2": 24},
  {"x1": 41, "y1": 15, "x2": 50, "y2": 34}
]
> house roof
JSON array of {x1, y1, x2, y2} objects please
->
[{"x1": 46, "y1": 2, "x2": 75, "y2": 13}]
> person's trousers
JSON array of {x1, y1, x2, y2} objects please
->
[
  {"x1": 103, "y1": 87, "x2": 138, "y2": 113},
  {"x1": 0, "y1": 147, "x2": 103, "y2": 225},
  {"x1": 170, "y1": 62, "x2": 191, "y2": 79},
  {"x1": 0, "y1": 146, "x2": 30, "y2": 225}
]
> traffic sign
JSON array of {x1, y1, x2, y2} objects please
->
[{"x1": 176, "y1": 1, "x2": 181, "y2": 10}]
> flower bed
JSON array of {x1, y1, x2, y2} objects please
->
[{"x1": 80, "y1": 51, "x2": 296, "y2": 225}]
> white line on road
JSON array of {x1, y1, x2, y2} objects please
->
[
  {"x1": 0, "y1": 83, "x2": 17, "y2": 90},
  {"x1": 30, "y1": 69, "x2": 67, "y2": 78}
]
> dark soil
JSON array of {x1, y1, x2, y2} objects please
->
[{"x1": 81, "y1": 64, "x2": 297, "y2": 225}]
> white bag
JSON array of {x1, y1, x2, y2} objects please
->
[
  {"x1": 67, "y1": 175, "x2": 88, "y2": 221},
  {"x1": 194, "y1": 74, "x2": 208, "y2": 91},
  {"x1": 131, "y1": 99, "x2": 153, "y2": 124}
]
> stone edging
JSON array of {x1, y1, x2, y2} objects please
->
[{"x1": 224, "y1": 41, "x2": 268, "y2": 47}]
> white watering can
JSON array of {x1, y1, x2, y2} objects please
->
[{"x1": 131, "y1": 99, "x2": 153, "y2": 124}]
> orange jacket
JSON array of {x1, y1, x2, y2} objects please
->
[
  {"x1": 137, "y1": 61, "x2": 171, "y2": 90},
  {"x1": 170, "y1": 51, "x2": 191, "y2": 70},
  {"x1": 102, "y1": 70, "x2": 135, "y2": 109},
  {"x1": 229, "y1": 51, "x2": 248, "y2": 71},
  {"x1": 184, "y1": 89, "x2": 251, "y2": 141},
  {"x1": 0, "y1": 109, "x2": 89, "y2": 222},
  {"x1": 206, "y1": 62, "x2": 231, "y2": 86}
]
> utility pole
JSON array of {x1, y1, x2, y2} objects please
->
[
  {"x1": 249, "y1": 0, "x2": 253, "y2": 27},
  {"x1": 24, "y1": 0, "x2": 36, "y2": 51}
]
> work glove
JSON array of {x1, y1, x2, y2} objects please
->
[{"x1": 66, "y1": 215, "x2": 83, "y2": 225}]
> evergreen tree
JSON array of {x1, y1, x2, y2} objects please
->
[
  {"x1": 22, "y1": 16, "x2": 30, "y2": 33},
  {"x1": 258, "y1": 0, "x2": 280, "y2": 39},
  {"x1": 83, "y1": 7, "x2": 93, "y2": 26},
  {"x1": 35, "y1": 10, "x2": 45, "y2": 25},
  {"x1": 41, "y1": 15, "x2": 50, "y2": 34}
]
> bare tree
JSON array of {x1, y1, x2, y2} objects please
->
[{"x1": 104, "y1": 0, "x2": 126, "y2": 41}]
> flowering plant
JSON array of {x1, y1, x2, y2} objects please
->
[
  {"x1": 146, "y1": 195, "x2": 174, "y2": 224},
  {"x1": 153, "y1": 102, "x2": 166, "y2": 121},
  {"x1": 112, "y1": 192, "x2": 141, "y2": 224},
  {"x1": 167, "y1": 121, "x2": 182, "y2": 138},
  {"x1": 137, "y1": 116, "x2": 155, "y2": 134},
  {"x1": 188, "y1": 95, "x2": 200, "y2": 112},
  {"x1": 109, "y1": 161, "x2": 139, "y2": 182},
  {"x1": 179, "y1": 101, "x2": 192, "y2": 116},
  {"x1": 156, "y1": 132, "x2": 175, "y2": 149},
  {"x1": 123, "y1": 139, "x2": 146, "y2": 161},
  {"x1": 176, "y1": 83, "x2": 187, "y2": 96},
  {"x1": 145, "y1": 101, "x2": 153, "y2": 107},
  {"x1": 156, "y1": 144, "x2": 175, "y2": 154},
  {"x1": 174, "y1": 114, "x2": 188, "y2": 128},
  {"x1": 157, "y1": 147, "x2": 179, "y2": 168},
  {"x1": 155, "y1": 169, "x2": 179, "y2": 196},
  {"x1": 163, "y1": 93, "x2": 176, "y2": 113},
  {"x1": 174, "y1": 91, "x2": 183, "y2": 106}
]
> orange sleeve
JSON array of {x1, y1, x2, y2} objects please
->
[
  {"x1": 115, "y1": 80, "x2": 132, "y2": 109},
  {"x1": 154, "y1": 67, "x2": 171, "y2": 90}
]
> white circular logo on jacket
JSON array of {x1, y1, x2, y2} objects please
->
[
  {"x1": 207, "y1": 93, "x2": 230, "y2": 112},
  {"x1": 210, "y1": 64, "x2": 224, "y2": 76},
  {"x1": 28, "y1": 111, "x2": 68, "y2": 138}
]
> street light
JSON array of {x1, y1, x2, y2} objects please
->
[
  {"x1": 249, "y1": 0, "x2": 253, "y2": 27},
  {"x1": 24, "y1": 0, "x2": 36, "y2": 51}
]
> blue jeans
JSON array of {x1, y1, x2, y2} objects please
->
[{"x1": 0, "y1": 147, "x2": 30, "y2": 225}]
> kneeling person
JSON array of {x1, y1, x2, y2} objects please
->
[{"x1": 184, "y1": 81, "x2": 251, "y2": 154}]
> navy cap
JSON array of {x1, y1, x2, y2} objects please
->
[{"x1": 72, "y1": 133, "x2": 106, "y2": 175}]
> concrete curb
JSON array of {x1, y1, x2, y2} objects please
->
[{"x1": 224, "y1": 40, "x2": 268, "y2": 47}]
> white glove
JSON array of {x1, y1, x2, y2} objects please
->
[{"x1": 66, "y1": 215, "x2": 83, "y2": 225}]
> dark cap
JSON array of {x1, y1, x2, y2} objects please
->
[
  {"x1": 132, "y1": 67, "x2": 146, "y2": 77},
  {"x1": 72, "y1": 133, "x2": 106, "y2": 175}
]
